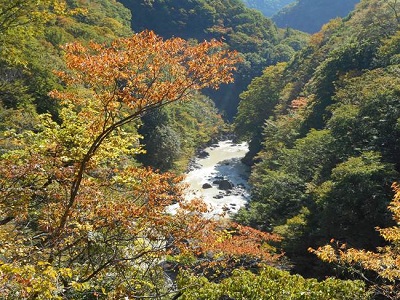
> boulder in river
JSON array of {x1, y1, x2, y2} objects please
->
[
  {"x1": 218, "y1": 179, "x2": 233, "y2": 190},
  {"x1": 198, "y1": 150, "x2": 210, "y2": 158},
  {"x1": 202, "y1": 183, "x2": 212, "y2": 189}
]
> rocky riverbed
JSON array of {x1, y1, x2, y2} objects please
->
[{"x1": 183, "y1": 140, "x2": 250, "y2": 217}]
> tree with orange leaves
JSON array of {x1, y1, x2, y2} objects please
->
[
  {"x1": 311, "y1": 182, "x2": 400, "y2": 299},
  {"x1": 0, "y1": 31, "x2": 280, "y2": 299}
]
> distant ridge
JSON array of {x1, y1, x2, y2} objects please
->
[
  {"x1": 241, "y1": 0, "x2": 294, "y2": 16},
  {"x1": 272, "y1": 0, "x2": 360, "y2": 33}
]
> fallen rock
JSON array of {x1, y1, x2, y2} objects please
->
[
  {"x1": 218, "y1": 179, "x2": 233, "y2": 190},
  {"x1": 198, "y1": 150, "x2": 209, "y2": 158},
  {"x1": 202, "y1": 183, "x2": 212, "y2": 189}
]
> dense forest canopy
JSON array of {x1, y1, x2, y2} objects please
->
[
  {"x1": 120, "y1": 0, "x2": 309, "y2": 119},
  {"x1": 0, "y1": 2, "x2": 284, "y2": 297},
  {"x1": 237, "y1": 0, "x2": 295, "y2": 17},
  {"x1": 234, "y1": 0, "x2": 400, "y2": 287},
  {"x1": 0, "y1": 0, "x2": 400, "y2": 298}
]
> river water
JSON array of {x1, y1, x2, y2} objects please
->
[{"x1": 182, "y1": 140, "x2": 250, "y2": 217}]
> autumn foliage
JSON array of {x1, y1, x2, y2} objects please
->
[
  {"x1": 0, "y1": 31, "x2": 279, "y2": 299},
  {"x1": 311, "y1": 182, "x2": 400, "y2": 299}
]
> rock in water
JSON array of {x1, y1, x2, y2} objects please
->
[
  {"x1": 202, "y1": 183, "x2": 212, "y2": 189},
  {"x1": 218, "y1": 179, "x2": 233, "y2": 190},
  {"x1": 198, "y1": 150, "x2": 210, "y2": 158}
]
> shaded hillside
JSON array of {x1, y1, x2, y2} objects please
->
[
  {"x1": 0, "y1": 0, "x2": 132, "y2": 117},
  {"x1": 242, "y1": 0, "x2": 294, "y2": 16},
  {"x1": 235, "y1": 0, "x2": 400, "y2": 277},
  {"x1": 0, "y1": 1, "x2": 387, "y2": 298},
  {"x1": 273, "y1": 0, "x2": 360, "y2": 33},
  {"x1": 0, "y1": 0, "x2": 228, "y2": 173},
  {"x1": 119, "y1": 0, "x2": 309, "y2": 119}
]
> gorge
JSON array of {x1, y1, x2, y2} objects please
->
[{"x1": 183, "y1": 140, "x2": 250, "y2": 217}]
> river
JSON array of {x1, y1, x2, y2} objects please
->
[{"x1": 182, "y1": 140, "x2": 250, "y2": 217}]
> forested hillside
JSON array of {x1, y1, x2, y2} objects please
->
[
  {"x1": 242, "y1": 0, "x2": 294, "y2": 16},
  {"x1": 1, "y1": 0, "x2": 399, "y2": 298},
  {"x1": 120, "y1": 0, "x2": 309, "y2": 118},
  {"x1": 0, "y1": 0, "x2": 229, "y2": 173},
  {"x1": 273, "y1": 0, "x2": 360, "y2": 33},
  {"x1": 0, "y1": 1, "x2": 282, "y2": 298},
  {"x1": 0, "y1": 0, "x2": 132, "y2": 116},
  {"x1": 235, "y1": 0, "x2": 400, "y2": 288}
]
